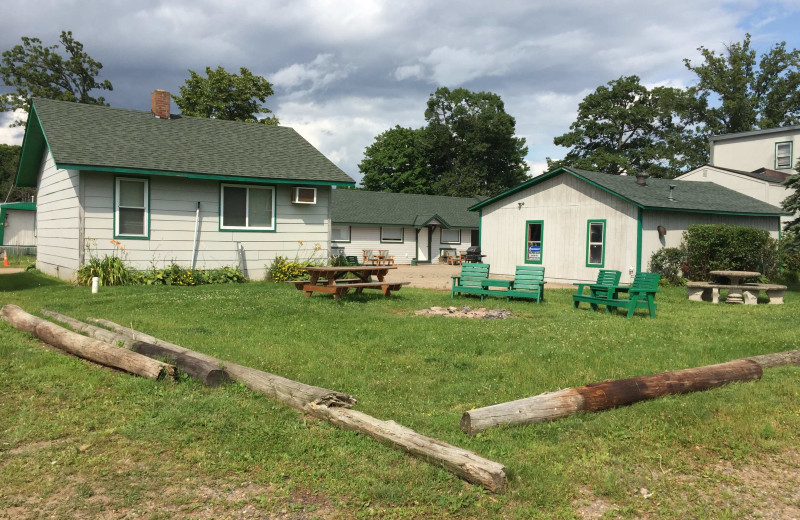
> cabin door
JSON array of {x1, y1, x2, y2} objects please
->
[{"x1": 416, "y1": 227, "x2": 429, "y2": 262}]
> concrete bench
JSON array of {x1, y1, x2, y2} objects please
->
[{"x1": 686, "y1": 281, "x2": 786, "y2": 304}]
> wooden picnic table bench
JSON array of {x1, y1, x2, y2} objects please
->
[{"x1": 290, "y1": 266, "x2": 409, "y2": 299}]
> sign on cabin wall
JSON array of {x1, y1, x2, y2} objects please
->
[{"x1": 527, "y1": 244, "x2": 541, "y2": 262}]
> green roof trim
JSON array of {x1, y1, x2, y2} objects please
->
[
  {"x1": 332, "y1": 190, "x2": 480, "y2": 229},
  {"x1": 469, "y1": 167, "x2": 789, "y2": 217},
  {"x1": 16, "y1": 98, "x2": 355, "y2": 188},
  {"x1": 0, "y1": 202, "x2": 36, "y2": 211}
]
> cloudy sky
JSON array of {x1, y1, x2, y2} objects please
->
[{"x1": 2, "y1": 0, "x2": 799, "y2": 182}]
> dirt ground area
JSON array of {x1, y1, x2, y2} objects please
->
[{"x1": 385, "y1": 264, "x2": 573, "y2": 290}]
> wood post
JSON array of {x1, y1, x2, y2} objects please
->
[
  {"x1": 40, "y1": 309, "x2": 228, "y2": 387},
  {"x1": 1, "y1": 305, "x2": 174, "y2": 380},
  {"x1": 461, "y1": 358, "x2": 767, "y2": 434}
]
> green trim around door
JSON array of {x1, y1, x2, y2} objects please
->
[
  {"x1": 636, "y1": 208, "x2": 643, "y2": 273},
  {"x1": 524, "y1": 220, "x2": 544, "y2": 264},
  {"x1": 585, "y1": 219, "x2": 606, "y2": 268}
]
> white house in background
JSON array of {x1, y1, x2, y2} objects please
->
[
  {"x1": 331, "y1": 190, "x2": 480, "y2": 264},
  {"x1": 469, "y1": 167, "x2": 786, "y2": 285},
  {"x1": 0, "y1": 201, "x2": 36, "y2": 252},
  {"x1": 676, "y1": 125, "x2": 799, "y2": 227},
  {"x1": 14, "y1": 93, "x2": 355, "y2": 281}
]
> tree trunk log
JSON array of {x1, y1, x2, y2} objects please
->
[
  {"x1": 310, "y1": 404, "x2": 506, "y2": 493},
  {"x1": 87, "y1": 317, "x2": 357, "y2": 409},
  {"x1": 2, "y1": 305, "x2": 174, "y2": 380},
  {"x1": 747, "y1": 349, "x2": 800, "y2": 369},
  {"x1": 89, "y1": 317, "x2": 506, "y2": 492},
  {"x1": 41, "y1": 310, "x2": 228, "y2": 387},
  {"x1": 461, "y1": 359, "x2": 763, "y2": 434}
]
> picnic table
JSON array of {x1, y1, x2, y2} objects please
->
[
  {"x1": 709, "y1": 270, "x2": 760, "y2": 304},
  {"x1": 288, "y1": 266, "x2": 408, "y2": 299}
]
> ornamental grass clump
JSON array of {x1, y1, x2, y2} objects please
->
[{"x1": 76, "y1": 239, "x2": 134, "y2": 286}]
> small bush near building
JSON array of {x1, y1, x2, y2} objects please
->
[
  {"x1": 649, "y1": 246, "x2": 687, "y2": 285},
  {"x1": 683, "y1": 224, "x2": 778, "y2": 281}
]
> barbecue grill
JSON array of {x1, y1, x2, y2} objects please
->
[{"x1": 463, "y1": 246, "x2": 484, "y2": 263}]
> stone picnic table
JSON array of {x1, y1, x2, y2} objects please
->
[{"x1": 686, "y1": 270, "x2": 786, "y2": 305}]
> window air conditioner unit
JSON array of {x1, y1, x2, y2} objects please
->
[{"x1": 291, "y1": 187, "x2": 317, "y2": 204}]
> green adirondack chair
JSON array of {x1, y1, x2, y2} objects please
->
[
  {"x1": 506, "y1": 265, "x2": 545, "y2": 303},
  {"x1": 451, "y1": 263, "x2": 490, "y2": 298},
  {"x1": 572, "y1": 269, "x2": 622, "y2": 309},
  {"x1": 574, "y1": 272, "x2": 661, "y2": 318}
]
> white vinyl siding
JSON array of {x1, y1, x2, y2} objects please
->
[{"x1": 3, "y1": 210, "x2": 36, "y2": 246}]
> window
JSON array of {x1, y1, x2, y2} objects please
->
[
  {"x1": 776, "y1": 142, "x2": 793, "y2": 169},
  {"x1": 586, "y1": 220, "x2": 606, "y2": 267},
  {"x1": 220, "y1": 184, "x2": 275, "y2": 230},
  {"x1": 115, "y1": 177, "x2": 148, "y2": 238},
  {"x1": 440, "y1": 228, "x2": 461, "y2": 244},
  {"x1": 332, "y1": 225, "x2": 351, "y2": 242},
  {"x1": 525, "y1": 220, "x2": 543, "y2": 264},
  {"x1": 292, "y1": 187, "x2": 317, "y2": 204},
  {"x1": 380, "y1": 227, "x2": 403, "y2": 243}
]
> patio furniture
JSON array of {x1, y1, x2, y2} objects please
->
[
  {"x1": 378, "y1": 249, "x2": 394, "y2": 266},
  {"x1": 572, "y1": 269, "x2": 623, "y2": 309},
  {"x1": 362, "y1": 250, "x2": 378, "y2": 266},
  {"x1": 451, "y1": 263, "x2": 491, "y2": 298},
  {"x1": 287, "y1": 266, "x2": 409, "y2": 299},
  {"x1": 346, "y1": 255, "x2": 359, "y2": 266},
  {"x1": 573, "y1": 272, "x2": 661, "y2": 318},
  {"x1": 709, "y1": 270, "x2": 761, "y2": 304},
  {"x1": 442, "y1": 250, "x2": 458, "y2": 265},
  {"x1": 505, "y1": 265, "x2": 545, "y2": 303}
]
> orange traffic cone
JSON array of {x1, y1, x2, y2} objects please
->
[{"x1": 3, "y1": 250, "x2": 8, "y2": 267}]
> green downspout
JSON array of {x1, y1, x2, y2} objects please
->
[{"x1": 636, "y1": 208, "x2": 643, "y2": 274}]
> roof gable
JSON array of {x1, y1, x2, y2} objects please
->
[
  {"x1": 16, "y1": 98, "x2": 355, "y2": 187},
  {"x1": 332, "y1": 190, "x2": 481, "y2": 228},
  {"x1": 470, "y1": 167, "x2": 788, "y2": 216}
]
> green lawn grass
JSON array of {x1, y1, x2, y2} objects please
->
[{"x1": 1, "y1": 272, "x2": 798, "y2": 518}]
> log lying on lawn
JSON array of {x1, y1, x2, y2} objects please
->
[
  {"x1": 41, "y1": 310, "x2": 229, "y2": 387},
  {"x1": 90, "y1": 317, "x2": 506, "y2": 492},
  {"x1": 461, "y1": 359, "x2": 764, "y2": 435},
  {"x1": 310, "y1": 404, "x2": 507, "y2": 493},
  {"x1": 1, "y1": 305, "x2": 174, "y2": 380},
  {"x1": 87, "y1": 317, "x2": 357, "y2": 409}
]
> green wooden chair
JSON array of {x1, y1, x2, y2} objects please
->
[
  {"x1": 574, "y1": 272, "x2": 661, "y2": 318},
  {"x1": 572, "y1": 269, "x2": 622, "y2": 310},
  {"x1": 346, "y1": 255, "x2": 359, "y2": 266},
  {"x1": 451, "y1": 263, "x2": 490, "y2": 298},
  {"x1": 506, "y1": 265, "x2": 545, "y2": 303}
]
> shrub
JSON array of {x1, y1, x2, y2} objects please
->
[
  {"x1": 649, "y1": 246, "x2": 687, "y2": 285},
  {"x1": 77, "y1": 240, "x2": 133, "y2": 286},
  {"x1": 683, "y1": 224, "x2": 778, "y2": 281},
  {"x1": 136, "y1": 264, "x2": 246, "y2": 286},
  {"x1": 268, "y1": 256, "x2": 307, "y2": 283}
]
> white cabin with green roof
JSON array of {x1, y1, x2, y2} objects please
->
[
  {"x1": 15, "y1": 93, "x2": 355, "y2": 281},
  {"x1": 331, "y1": 190, "x2": 480, "y2": 264},
  {"x1": 470, "y1": 167, "x2": 787, "y2": 285}
]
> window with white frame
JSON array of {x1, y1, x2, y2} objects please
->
[
  {"x1": 220, "y1": 184, "x2": 275, "y2": 230},
  {"x1": 440, "y1": 228, "x2": 461, "y2": 244},
  {"x1": 776, "y1": 142, "x2": 793, "y2": 169},
  {"x1": 115, "y1": 177, "x2": 148, "y2": 237},
  {"x1": 380, "y1": 227, "x2": 403, "y2": 243},
  {"x1": 332, "y1": 225, "x2": 351, "y2": 242}
]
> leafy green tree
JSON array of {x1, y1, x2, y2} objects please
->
[
  {"x1": 424, "y1": 87, "x2": 529, "y2": 196},
  {"x1": 172, "y1": 66, "x2": 278, "y2": 124},
  {"x1": 0, "y1": 31, "x2": 113, "y2": 126},
  {"x1": 549, "y1": 76, "x2": 707, "y2": 177},
  {"x1": 0, "y1": 144, "x2": 34, "y2": 202},
  {"x1": 781, "y1": 158, "x2": 800, "y2": 243},
  {"x1": 685, "y1": 34, "x2": 800, "y2": 134},
  {"x1": 359, "y1": 126, "x2": 432, "y2": 193}
]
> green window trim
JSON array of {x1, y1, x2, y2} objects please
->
[
  {"x1": 332, "y1": 225, "x2": 351, "y2": 243},
  {"x1": 524, "y1": 220, "x2": 543, "y2": 264},
  {"x1": 219, "y1": 182, "x2": 277, "y2": 232},
  {"x1": 585, "y1": 219, "x2": 606, "y2": 268},
  {"x1": 380, "y1": 226, "x2": 404, "y2": 243},
  {"x1": 113, "y1": 176, "x2": 150, "y2": 240},
  {"x1": 775, "y1": 141, "x2": 793, "y2": 169}
]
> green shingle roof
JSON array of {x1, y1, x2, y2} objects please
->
[
  {"x1": 332, "y1": 190, "x2": 481, "y2": 228},
  {"x1": 470, "y1": 167, "x2": 788, "y2": 216},
  {"x1": 16, "y1": 98, "x2": 355, "y2": 187}
]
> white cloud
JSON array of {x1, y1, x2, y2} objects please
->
[
  {"x1": 271, "y1": 54, "x2": 352, "y2": 97},
  {"x1": 0, "y1": 111, "x2": 26, "y2": 146},
  {"x1": 394, "y1": 64, "x2": 424, "y2": 81}
]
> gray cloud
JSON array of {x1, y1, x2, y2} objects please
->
[{"x1": 2, "y1": 0, "x2": 799, "y2": 182}]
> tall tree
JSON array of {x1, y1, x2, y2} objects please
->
[
  {"x1": 782, "y1": 159, "x2": 800, "y2": 240},
  {"x1": 359, "y1": 126, "x2": 432, "y2": 193},
  {"x1": 685, "y1": 34, "x2": 800, "y2": 134},
  {"x1": 549, "y1": 76, "x2": 707, "y2": 177},
  {"x1": 0, "y1": 144, "x2": 34, "y2": 202},
  {"x1": 172, "y1": 66, "x2": 278, "y2": 124},
  {"x1": 0, "y1": 31, "x2": 113, "y2": 126},
  {"x1": 424, "y1": 87, "x2": 529, "y2": 197}
]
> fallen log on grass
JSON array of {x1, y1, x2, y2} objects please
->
[
  {"x1": 87, "y1": 317, "x2": 357, "y2": 409},
  {"x1": 310, "y1": 404, "x2": 507, "y2": 493},
  {"x1": 461, "y1": 359, "x2": 764, "y2": 434},
  {"x1": 41, "y1": 309, "x2": 228, "y2": 387},
  {"x1": 1, "y1": 305, "x2": 174, "y2": 380},
  {"x1": 89, "y1": 317, "x2": 507, "y2": 492}
]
